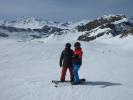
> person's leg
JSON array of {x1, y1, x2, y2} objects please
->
[
  {"x1": 73, "y1": 64, "x2": 80, "y2": 82},
  {"x1": 68, "y1": 67, "x2": 74, "y2": 81},
  {"x1": 60, "y1": 67, "x2": 67, "y2": 81}
]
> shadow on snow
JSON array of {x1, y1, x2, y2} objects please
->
[{"x1": 80, "y1": 81, "x2": 122, "y2": 88}]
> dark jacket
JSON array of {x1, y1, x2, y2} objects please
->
[
  {"x1": 60, "y1": 48, "x2": 74, "y2": 67},
  {"x1": 73, "y1": 48, "x2": 83, "y2": 65}
]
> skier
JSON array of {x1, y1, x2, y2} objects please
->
[
  {"x1": 72, "y1": 42, "x2": 83, "y2": 84},
  {"x1": 60, "y1": 43, "x2": 74, "y2": 82}
]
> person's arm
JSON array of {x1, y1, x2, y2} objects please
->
[
  {"x1": 73, "y1": 49, "x2": 83, "y2": 59},
  {"x1": 79, "y1": 50, "x2": 83, "y2": 59},
  {"x1": 73, "y1": 54, "x2": 79, "y2": 59},
  {"x1": 59, "y1": 51, "x2": 64, "y2": 67}
]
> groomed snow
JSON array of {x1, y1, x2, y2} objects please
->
[{"x1": 0, "y1": 35, "x2": 133, "y2": 100}]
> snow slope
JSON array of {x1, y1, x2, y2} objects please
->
[{"x1": 0, "y1": 35, "x2": 133, "y2": 100}]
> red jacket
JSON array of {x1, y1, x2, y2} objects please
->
[{"x1": 73, "y1": 48, "x2": 83, "y2": 65}]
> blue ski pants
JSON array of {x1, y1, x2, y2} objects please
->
[{"x1": 73, "y1": 64, "x2": 80, "y2": 82}]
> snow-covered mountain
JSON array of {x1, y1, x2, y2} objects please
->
[
  {"x1": 0, "y1": 17, "x2": 45, "y2": 29},
  {"x1": 0, "y1": 16, "x2": 71, "y2": 29},
  {"x1": 0, "y1": 16, "x2": 90, "y2": 30},
  {"x1": 77, "y1": 15, "x2": 133, "y2": 41},
  {"x1": 0, "y1": 14, "x2": 133, "y2": 41}
]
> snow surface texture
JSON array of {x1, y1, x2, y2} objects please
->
[{"x1": 0, "y1": 34, "x2": 133, "y2": 100}]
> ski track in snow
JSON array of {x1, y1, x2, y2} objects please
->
[{"x1": 0, "y1": 38, "x2": 133, "y2": 100}]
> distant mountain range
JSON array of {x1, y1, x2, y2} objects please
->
[{"x1": 0, "y1": 15, "x2": 133, "y2": 41}]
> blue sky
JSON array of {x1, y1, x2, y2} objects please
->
[{"x1": 0, "y1": 0, "x2": 132, "y2": 21}]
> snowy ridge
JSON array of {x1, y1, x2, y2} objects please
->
[
  {"x1": 97, "y1": 14, "x2": 125, "y2": 20},
  {"x1": 0, "y1": 17, "x2": 69, "y2": 29},
  {"x1": 0, "y1": 17, "x2": 44, "y2": 29},
  {"x1": 0, "y1": 14, "x2": 133, "y2": 42},
  {"x1": 69, "y1": 20, "x2": 90, "y2": 28},
  {"x1": 89, "y1": 28, "x2": 111, "y2": 37},
  {"x1": 112, "y1": 18, "x2": 128, "y2": 24},
  {"x1": 0, "y1": 17, "x2": 91, "y2": 30}
]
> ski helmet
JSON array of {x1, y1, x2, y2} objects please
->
[
  {"x1": 65, "y1": 43, "x2": 71, "y2": 48},
  {"x1": 74, "y1": 42, "x2": 81, "y2": 47}
]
